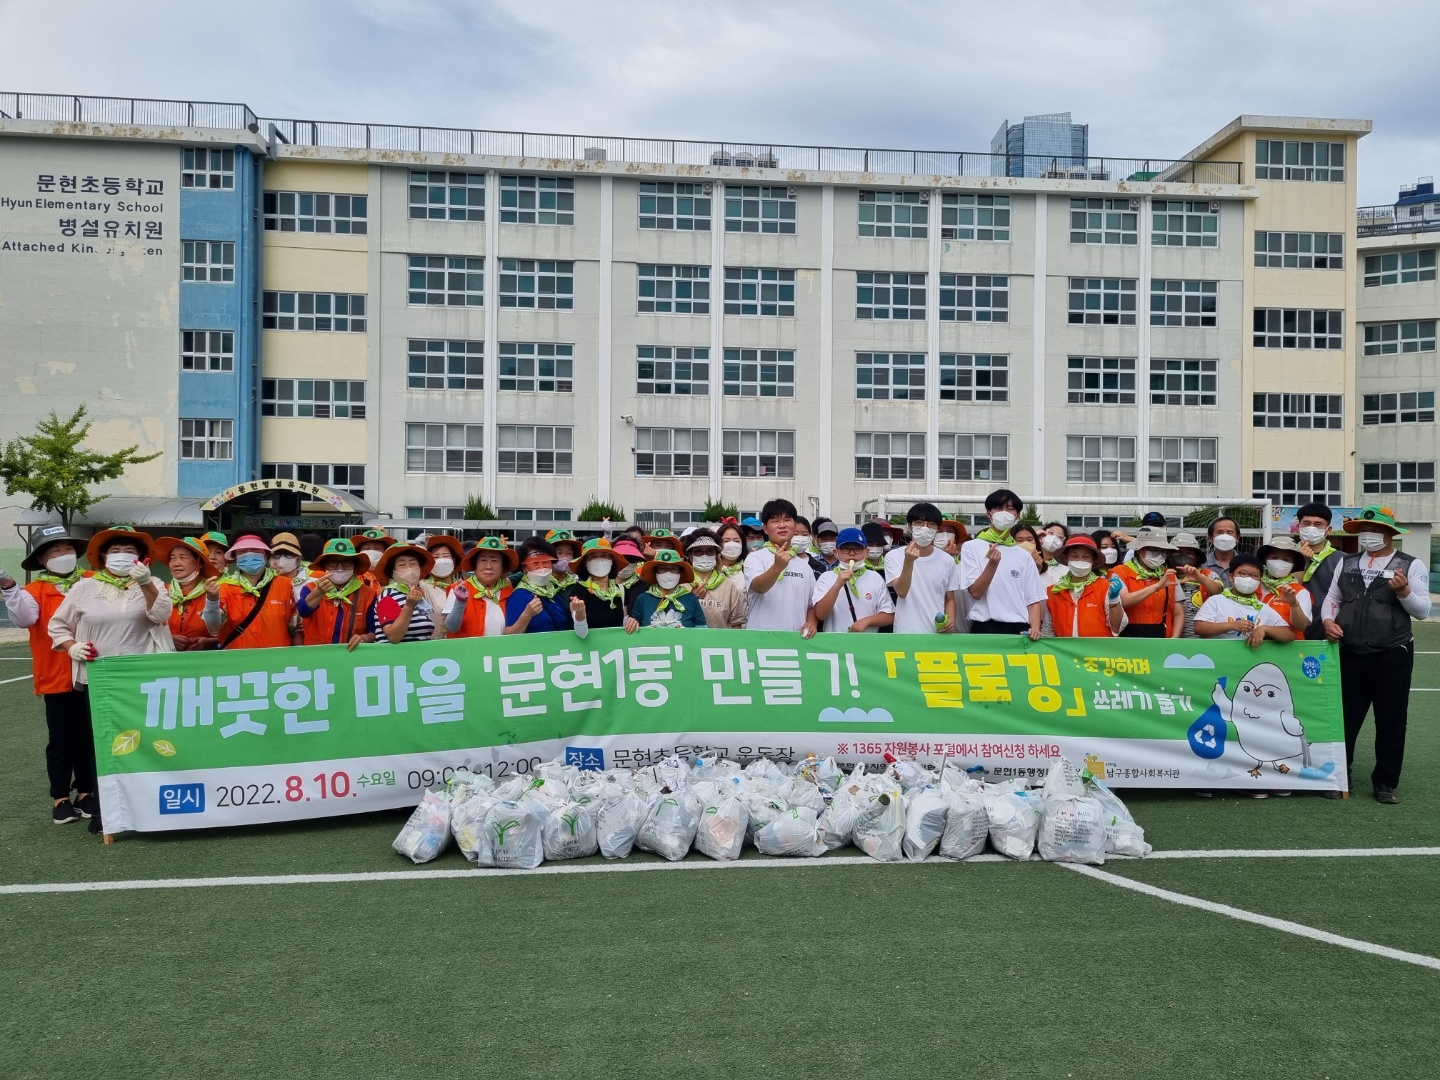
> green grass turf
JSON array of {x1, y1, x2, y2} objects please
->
[{"x1": 1, "y1": 629, "x2": 1438, "y2": 1079}]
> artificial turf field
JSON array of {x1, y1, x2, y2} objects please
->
[{"x1": 1, "y1": 632, "x2": 1438, "y2": 1080}]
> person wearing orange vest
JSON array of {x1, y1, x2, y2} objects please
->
[
  {"x1": 1110, "y1": 526, "x2": 1183, "y2": 638},
  {"x1": 202, "y1": 533, "x2": 296, "y2": 649},
  {"x1": 153, "y1": 536, "x2": 221, "y2": 651},
  {"x1": 298, "y1": 539, "x2": 379, "y2": 648},
  {"x1": 200, "y1": 530, "x2": 231, "y2": 578},
  {"x1": 1256, "y1": 534, "x2": 1312, "y2": 636},
  {"x1": 443, "y1": 536, "x2": 517, "y2": 638},
  {"x1": 353, "y1": 528, "x2": 397, "y2": 588},
  {"x1": 1045, "y1": 536, "x2": 1124, "y2": 638},
  {"x1": 1, "y1": 524, "x2": 97, "y2": 825}
]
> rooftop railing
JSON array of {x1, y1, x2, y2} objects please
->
[
  {"x1": 1358, "y1": 204, "x2": 1440, "y2": 237},
  {"x1": 2, "y1": 91, "x2": 1243, "y2": 184}
]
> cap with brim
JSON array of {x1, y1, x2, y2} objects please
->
[
  {"x1": 462, "y1": 536, "x2": 519, "y2": 574},
  {"x1": 813, "y1": 519, "x2": 839, "y2": 537},
  {"x1": 269, "y1": 532, "x2": 302, "y2": 557},
  {"x1": 316, "y1": 538, "x2": 365, "y2": 569},
  {"x1": 201, "y1": 531, "x2": 229, "y2": 550},
  {"x1": 685, "y1": 534, "x2": 720, "y2": 551},
  {"x1": 152, "y1": 536, "x2": 219, "y2": 579},
  {"x1": 577, "y1": 537, "x2": 627, "y2": 567},
  {"x1": 423, "y1": 534, "x2": 465, "y2": 565},
  {"x1": 881, "y1": 521, "x2": 907, "y2": 541},
  {"x1": 741, "y1": 517, "x2": 763, "y2": 530},
  {"x1": 1129, "y1": 526, "x2": 1176, "y2": 552},
  {"x1": 22, "y1": 524, "x2": 84, "y2": 572},
  {"x1": 546, "y1": 529, "x2": 583, "y2": 556},
  {"x1": 1170, "y1": 531, "x2": 1203, "y2": 552},
  {"x1": 1343, "y1": 505, "x2": 1409, "y2": 535},
  {"x1": 611, "y1": 539, "x2": 645, "y2": 562},
  {"x1": 225, "y1": 534, "x2": 272, "y2": 559},
  {"x1": 836, "y1": 527, "x2": 867, "y2": 548},
  {"x1": 638, "y1": 548, "x2": 695, "y2": 586},
  {"x1": 85, "y1": 526, "x2": 155, "y2": 570},
  {"x1": 375, "y1": 544, "x2": 435, "y2": 584},
  {"x1": 1257, "y1": 535, "x2": 1309, "y2": 572},
  {"x1": 1058, "y1": 536, "x2": 1100, "y2": 559}
]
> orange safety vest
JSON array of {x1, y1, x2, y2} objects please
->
[
  {"x1": 168, "y1": 584, "x2": 211, "y2": 642},
  {"x1": 448, "y1": 580, "x2": 513, "y2": 639},
  {"x1": 23, "y1": 577, "x2": 89, "y2": 695},
  {"x1": 1111, "y1": 563, "x2": 1174, "y2": 632},
  {"x1": 1046, "y1": 577, "x2": 1117, "y2": 638},
  {"x1": 1261, "y1": 581, "x2": 1306, "y2": 623},
  {"x1": 217, "y1": 574, "x2": 295, "y2": 650},
  {"x1": 299, "y1": 581, "x2": 380, "y2": 646}
]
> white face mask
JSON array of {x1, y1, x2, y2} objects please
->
[
  {"x1": 1232, "y1": 575, "x2": 1261, "y2": 595},
  {"x1": 819, "y1": 541, "x2": 836, "y2": 556},
  {"x1": 587, "y1": 558, "x2": 614, "y2": 579},
  {"x1": 1141, "y1": 550, "x2": 1168, "y2": 569},
  {"x1": 431, "y1": 557, "x2": 455, "y2": 578},
  {"x1": 1041, "y1": 534, "x2": 1065, "y2": 553},
  {"x1": 990, "y1": 510, "x2": 1018, "y2": 532},
  {"x1": 790, "y1": 535, "x2": 810, "y2": 552},
  {"x1": 362, "y1": 548, "x2": 383, "y2": 565},
  {"x1": 1297, "y1": 526, "x2": 1327, "y2": 546},
  {"x1": 910, "y1": 526, "x2": 937, "y2": 547},
  {"x1": 1102, "y1": 548, "x2": 1118, "y2": 565},
  {"x1": 867, "y1": 546, "x2": 884, "y2": 561},
  {"x1": 328, "y1": 568, "x2": 354, "y2": 585},
  {"x1": 1265, "y1": 559, "x2": 1294, "y2": 579},
  {"x1": 721, "y1": 541, "x2": 742, "y2": 560},
  {"x1": 1067, "y1": 560, "x2": 1093, "y2": 577},
  {"x1": 1357, "y1": 531, "x2": 1388, "y2": 552},
  {"x1": 655, "y1": 571, "x2": 682, "y2": 590},
  {"x1": 690, "y1": 554, "x2": 717, "y2": 572},
  {"x1": 44, "y1": 553, "x2": 78, "y2": 575},
  {"x1": 104, "y1": 551, "x2": 138, "y2": 575},
  {"x1": 1211, "y1": 534, "x2": 1238, "y2": 553},
  {"x1": 271, "y1": 554, "x2": 299, "y2": 573},
  {"x1": 527, "y1": 568, "x2": 553, "y2": 586}
]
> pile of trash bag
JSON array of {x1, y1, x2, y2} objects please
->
[{"x1": 392, "y1": 754, "x2": 1149, "y2": 868}]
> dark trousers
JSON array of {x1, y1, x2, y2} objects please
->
[
  {"x1": 1340, "y1": 643, "x2": 1412, "y2": 790},
  {"x1": 43, "y1": 689, "x2": 95, "y2": 800},
  {"x1": 970, "y1": 620, "x2": 1029, "y2": 635},
  {"x1": 1120, "y1": 623, "x2": 1166, "y2": 639}
]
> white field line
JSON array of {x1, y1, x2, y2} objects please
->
[
  {"x1": 0, "y1": 674, "x2": 32, "y2": 686},
  {"x1": 1062, "y1": 863, "x2": 1440, "y2": 972},
  {"x1": 1, "y1": 846, "x2": 1437, "y2": 897},
  {"x1": 0, "y1": 657, "x2": 33, "y2": 661}
]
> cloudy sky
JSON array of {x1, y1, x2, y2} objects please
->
[{"x1": 0, "y1": 0, "x2": 1432, "y2": 205}]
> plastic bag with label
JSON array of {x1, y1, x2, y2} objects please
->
[
  {"x1": 984, "y1": 786, "x2": 1039, "y2": 860},
  {"x1": 483, "y1": 799, "x2": 545, "y2": 869},
  {"x1": 637, "y1": 794, "x2": 698, "y2": 862},
  {"x1": 1037, "y1": 794, "x2": 1107, "y2": 865},
  {"x1": 392, "y1": 789, "x2": 453, "y2": 864},
  {"x1": 902, "y1": 788, "x2": 950, "y2": 861},
  {"x1": 852, "y1": 791, "x2": 906, "y2": 862},
  {"x1": 1041, "y1": 758, "x2": 1086, "y2": 800},
  {"x1": 755, "y1": 805, "x2": 825, "y2": 857},
  {"x1": 542, "y1": 801, "x2": 599, "y2": 861},
  {"x1": 938, "y1": 781, "x2": 989, "y2": 861},
  {"x1": 451, "y1": 791, "x2": 500, "y2": 864},
  {"x1": 694, "y1": 795, "x2": 749, "y2": 861},
  {"x1": 779, "y1": 776, "x2": 827, "y2": 814},
  {"x1": 1086, "y1": 777, "x2": 1152, "y2": 857},
  {"x1": 595, "y1": 788, "x2": 646, "y2": 859}
]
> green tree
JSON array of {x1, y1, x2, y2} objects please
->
[
  {"x1": 703, "y1": 499, "x2": 738, "y2": 522},
  {"x1": 0, "y1": 406, "x2": 160, "y2": 528},
  {"x1": 1019, "y1": 503, "x2": 1043, "y2": 526},
  {"x1": 577, "y1": 497, "x2": 625, "y2": 522},
  {"x1": 462, "y1": 496, "x2": 497, "y2": 521}
]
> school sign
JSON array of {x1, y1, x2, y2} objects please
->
[{"x1": 88, "y1": 629, "x2": 1346, "y2": 832}]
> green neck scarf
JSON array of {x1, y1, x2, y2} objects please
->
[
  {"x1": 647, "y1": 584, "x2": 692, "y2": 612},
  {"x1": 1052, "y1": 571, "x2": 1099, "y2": 593},
  {"x1": 1262, "y1": 573, "x2": 1297, "y2": 593},
  {"x1": 168, "y1": 576, "x2": 207, "y2": 606},
  {"x1": 522, "y1": 576, "x2": 562, "y2": 600},
  {"x1": 583, "y1": 578, "x2": 624, "y2": 604},
  {"x1": 35, "y1": 568, "x2": 85, "y2": 592},
  {"x1": 1222, "y1": 588, "x2": 1263, "y2": 610},
  {"x1": 1303, "y1": 544, "x2": 1336, "y2": 582},
  {"x1": 233, "y1": 568, "x2": 275, "y2": 597},
  {"x1": 92, "y1": 570, "x2": 134, "y2": 590},
  {"x1": 464, "y1": 575, "x2": 506, "y2": 603},
  {"x1": 699, "y1": 568, "x2": 731, "y2": 592},
  {"x1": 976, "y1": 527, "x2": 1014, "y2": 546},
  {"x1": 1131, "y1": 560, "x2": 1166, "y2": 581},
  {"x1": 326, "y1": 577, "x2": 366, "y2": 604},
  {"x1": 865, "y1": 557, "x2": 886, "y2": 572}
]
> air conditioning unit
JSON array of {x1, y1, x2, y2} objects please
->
[
  {"x1": 710, "y1": 151, "x2": 733, "y2": 166},
  {"x1": 583, "y1": 147, "x2": 607, "y2": 162},
  {"x1": 755, "y1": 154, "x2": 779, "y2": 168}
]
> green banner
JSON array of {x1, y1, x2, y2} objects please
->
[{"x1": 88, "y1": 628, "x2": 1345, "y2": 832}]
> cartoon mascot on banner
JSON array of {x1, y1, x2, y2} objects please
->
[{"x1": 1209, "y1": 662, "x2": 1308, "y2": 778}]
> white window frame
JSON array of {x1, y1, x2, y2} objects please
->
[
  {"x1": 405, "y1": 423, "x2": 483, "y2": 474},
  {"x1": 939, "y1": 274, "x2": 1008, "y2": 322},
  {"x1": 408, "y1": 170, "x2": 484, "y2": 222},
  {"x1": 181, "y1": 329, "x2": 234, "y2": 372},
  {"x1": 407, "y1": 255, "x2": 483, "y2": 307},
  {"x1": 1069, "y1": 198, "x2": 1137, "y2": 245},
  {"x1": 724, "y1": 267, "x2": 796, "y2": 316},
  {"x1": 1251, "y1": 393, "x2": 1343, "y2": 430},
  {"x1": 638, "y1": 264, "x2": 710, "y2": 314},
  {"x1": 1364, "y1": 249, "x2": 1438, "y2": 287},
  {"x1": 858, "y1": 191, "x2": 928, "y2": 238},
  {"x1": 182, "y1": 240, "x2": 235, "y2": 283},
  {"x1": 856, "y1": 271, "x2": 926, "y2": 320},
  {"x1": 497, "y1": 507, "x2": 573, "y2": 522},
  {"x1": 940, "y1": 354, "x2": 1009, "y2": 402},
  {"x1": 639, "y1": 182, "x2": 711, "y2": 231},
  {"x1": 407, "y1": 339, "x2": 483, "y2": 391},
  {"x1": 1150, "y1": 280, "x2": 1217, "y2": 327},
  {"x1": 856, "y1": 352, "x2": 925, "y2": 400},
  {"x1": 854, "y1": 432, "x2": 926, "y2": 481},
  {"x1": 1150, "y1": 358, "x2": 1217, "y2": 406},
  {"x1": 1067, "y1": 356, "x2": 1137, "y2": 405},
  {"x1": 635, "y1": 428, "x2": 710, "y2": 477},
  {"x1": 722, "y1": 429, "x2": 795, "y2": 478},
  {"x1": 1254, "y1": 232, "x2": 1344, "y2": 269},
  {"x1": 1363, "y1": 321, "x2": 1437, "y2": 356},
  {"x1": 1252, "y1": 309, "x2": 1344, "y2": 350},
  {"x1": 724, "y1": 185, "x2": 796, "y2": 234},
  {"x1": 1068, "y1": 277, "x2": 1138, "y2": 325},
  {"x1": 498, "y1": 342, "x2": 574, "y2": 393},
  {"x1": 179, "y1": 418, "x2": 233, "y2": 460},
  {"x1": 262, "y1": 462, "x2": 366, "y2": 498},
  {"x1": 723, "y1": 348, "x2": 794, "y2": 397},
  {"x1": 261, "y1": 379, "x2": 367, "y2": 419},
  {"x1": 498, "y1": 425, "x2": 574, "y2": 475},
  {"x1": 1255, "y1": 139, "x2": 1345, "y2": 182},
  {"x1": 499, "y1": 259, "x2": 574, "y2": 310},
  {"x1": 262, "y1": 292, "x2": 367, "y2": 332},
  {"x1": 938, "y1": 433, "x2": 1008, "y2": 482},
  {"x1": 1362, "y1": 391, "x2": 1436, "y2": 425},
  {"x1": 941, "y1": 194, "x2": 1010, "y2": 241},
  {"x1": 1066, "y1": 435, "x2": 1136, "y2": 484},
  {"x1": 182, "y1": 147, "x2": 234, "y2": 190},
  {"x1": 1151, "y1": 200, "x2": 1218, "y2": 247},
  {"x1": 500, "y1": 175, "x2": 574, "y2": 225},
  {"x1": 637, "y1": 346, "x2": 709, "y2": 395},
  {"x1": 264, "y1": 191, "x2": 368, "y2": 234},
  {"x1": 1149, "y1": 437, "x2": 1218, "y2": 485},
  {"x1": 1252, "y1": 471, "x2": 1343, "y2": 506},
  {"x1": 1363, "y1": 461, "x2": 1436, "y2": 494}
]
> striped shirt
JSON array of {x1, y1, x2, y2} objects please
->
[{"x1": 376, "y1": 585, "x2": 436, "y2": 643}]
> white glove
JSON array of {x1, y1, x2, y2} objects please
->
[
  {"x1": 68, "y1": 641, "x2": 98, "y2": 662},
  {"x1": 129, "y1": 562, "x2": 153, "y2": 585}
]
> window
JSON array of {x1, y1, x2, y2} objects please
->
[
  {"x1": 261, "y1": 379, "x2": 367, "y2": 419},
  {"x1": 940, "y1": 354, "x2": 1008, "y2": 401},
  {"x1": 500, "y1": 175, "x2": 574, "y2": 225},
  {"x1": 498, "y1": 507, "x2": 572, "y2": 522},
  {"x1": 636, "y1": 509, "x2": 707, "y2": 527},
  {"x1": 637, "y1": 346, "x2": 709, "y2": 395},
  {"x1": 1362, "y1": 391, "x2": 1436, "y2": 425},
  {"x1": 725, "y1": 185, "x2": 796, "y2": 234},
  {"x1": 941, "y1": 194, "x2": 1010, "y2": 241},
  {"x1": 723, "y1": 348, "x2": 794, "y2": 397},
  {"x1": 858, "y1": 191, "x2": 927, "y2": 238},
  {"x1": 1152, "y1": 200, "x2": 1218, "y2": 246},
  {"x1": 855, "y1": 432, "x2": 925, "y2": 480},
  {"x1": 939, "y1": 274, "x2": 1008, "y2": 322},
  {"x1": 635, "y1": 428, "x2": 709, "y2": 477},
  {"x1": 182, "y1": 240, "x2": 234, "y2": 282},
  {"x1": 1068, "y1": 278, "x2": 1137, "y2": 325},
  {"x1": 856, "y1": 271, "x2": 925, "y2": 319},
  {"x1": 1255, "y1": 139, "x2": 1345, "y2": 182},
  {"x1": 1252, "y1": 309, "x2": 1343, "y2": 350},
  {"x1": 407, "y1": 339, "x2": 483, "y2": 390},
  {"x1": 722, "y1": 429, "x2": 795, "y2": 478},
  {"x1": 1363, "y1": 461, "x2": 1436, "y2": 494},
  {"x1": 1252, "y1": 471, "x2": 1343, "y2": 506},
  {"x1": 1070, "y1": 198, "x2": 1137, "y2": 245},
  {"x1": 1150, "y1": 358, "x2": 1217, "y2": 406},
  {"x1": 1251, "y1": 393, "x2": 1343, "y2": 429},
  {"x1": 1067, "y1": 515, "x2": 1126, "y2": 530},
  {"x1": 1363, "y1": 321, "x2": 1437, "y2": 355},
  {"x1": 263, "y1": 191, "x2": 368, "y2": 234},
  {"x1": 1149, "y1": 438, "x2": 1218, "y2": 485},
  {"x1": 938, "y1": 433, "x2": 1008, "y2": 481},
  {"x1": 407, "y1": 255, "x2": 483, "y2": 307},
  {"x1": 498, "y1": 425, "x2": 573, "y2": 474},
  {"x1": 856, "y1": 353, "x2": 925, "y2": 400},
  {"x1": 406, "y1": 506, "x2": 465, "y2": 521},
  {"x1": 179, "y1": 418, "x2": 232, "y2": 460},
  {"x1": 262, "y1": 291, "x2": 367, "y2": 332},
  {"x1": 724, "y1": 267, "x2": 795, "y2": 316},
  {"x1": 181, "y1": 330, "x2": 233, "y2": 372},
  {"x1": 406, "y1": 424, "x2": 482, "y2": 474},
  {"x1": 499, "y1": 259, "x2": 573, "y2": 309},
  {"x1": 262, "y1": 462, "x2": 365, "y2": 498},
  {"x1": 1150, "y1": 280, "x2": 1217, "y2": 327},
  {"x1": 182, "y1": 147, "x2": 234, "y2": 190},
  {"x1": 638, "y1": 264, "x2": 710, "y2": 314},
  {"x1": 1253, "y1": 232, "x2": 1344, "y2": 269},
  {"x1": 409, "y1": 171, "x2": 484, "y2": 221},
  {"x1": 499, "y1": 342, "x2": 573, "y2": 392},
  {"x1": 1068, "y1": 356, "x2": 1136, "y2": 404},
  {"x1": 1364, "y1": 250, "x2": 1437, "y2": 287},
  {"x1": 1066, "y1": 435, "x2": 1136, "y2": 483},
  {"x1": 639, "y1": 182, "x2": 711, "y2": 230}
]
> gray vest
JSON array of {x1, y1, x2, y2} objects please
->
[
  {"x1": 1334, "y1": 550, "x2": 1418, "y2": 653},
  {"x1": 1302, "y1": 548, "x2": 1342, "y2": 641}
]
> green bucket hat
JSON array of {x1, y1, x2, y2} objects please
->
[
  {"x1": 319, "y1": 538, "x2": 363, "y2": 562},
  {"x1": 639, "y1": 546, "x2": 695, "y2": 585},
  {"x1": 1343, "y1": 505, "x2": 1409, "y2": 535},
  {"x1": 201, "y1": 530, "x2": 229, "y2": 550},
  {"x1": 356, "y1": 528, "x2": 398, "y2": 547},
  {"x1": 644, "y1": 528, "x2": 684, "y2": 552},
  {"x1": 463, "y1": 535, "x2": 519, "y2": 573}
]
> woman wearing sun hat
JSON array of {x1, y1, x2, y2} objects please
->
[
  {"x1": 610, "y1": 537, "x2": 646, "y2": 590},
  {"x1": 199, "y1": 530, "x2": 231, "y2": 578},
  {"x1": 1110, "y1": 525, "x2": 1183, "y2": 638},
  {"x1": 202, "y1": 534, "x2": 297, "y2": 649},
  {"x1": 643, "y1": 528, "x2": 685, "y2": 556},
  {"x1": 152, "y1": 536, "x2": 220, "y2": 651},
  {"x1": 571, "y1": 537, "x2": 631, "y2": 629},
  {"x1": 423, "y1": 534, "x2": 464, "y2": 591},
  {"x1": 684, "y1": 528, "x2": 747, "y2": 629},
  {"x1": 545, "y1": 529, "x2": 584, "y2": 588},
  {"x1": 1256, "y1": 533, "x2": 1312, "y2": 636},
  {"x1": 506, "y1": 538, "x2": 579, "y2": 635},
  {"x1": 373, "y1": 544, "x2": 441, "y2": 643},
  {"x1": 1045, "y1": 536, "x2": 1124, "y2": 638},
  {"x1": 353, "y1": 527, "x2": 397, "y2": 587},
  {"x1": 625, "y1": 549, "x2": 706, "y2": 631},
  {"x1": 297, "y1": 538, "x2": 379, "y2": 648},
  {"x1": 444, "y1": 536, "x2": 518, "y2": 639}
]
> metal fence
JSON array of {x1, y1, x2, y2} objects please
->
[
  {"x1": 1358, "y1": 204, "x2": 1440, "y2": 237},
  {"x1": 0, "y1": 91, "x2": 256, "y2": 130}
]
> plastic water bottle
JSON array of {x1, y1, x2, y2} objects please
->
[{"x1": 934, "y1": 612, "x2": 947, "y2": 629}]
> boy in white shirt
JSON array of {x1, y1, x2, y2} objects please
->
[
  {"x1": 959, "y1": 488, "x2": 1046, "y2": 638},
  {"x1": 1194, "y1": 555, "x2": 1295, "y2": 647},
  {"x1": 743, "y1": 498, "x2": 818, "y2": 636},
  {"x1": 885, "y1": 503, "x2": 960, "y2": 634},
  {"x1": 813, "y1": 528, "x2": 895, "y2": 633}
]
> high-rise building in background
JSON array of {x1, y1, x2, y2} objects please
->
[{"x1": 991, "y1": 112, "x2": 1090, "y2": 178}]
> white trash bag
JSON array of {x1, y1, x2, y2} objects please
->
[
  {"x1": 1037, "y1": 794, "x2": 1107, "y2": 865},
  {"x1": 542, "y1": 801, "x2": 599, "y2": 861},
  {"x1": 694, "y1": 795, "x2": 749, "y2": 861},
  {"x1": 938, "y1": 783, "x2": 989, "y2": 861},
  {"x1": 1042, "y1": 758, "x2": 1086, "y2": 799},
  {"x1": 483, "y1": 799, "x2": 544, "y2": 869},
  {"x1": 595, "y1": 789, "x2": 646, "y2": 860},
  {"x1": 1087, "y1": 777, "x2": 1152, "y2": 857},
  {"x1": 902, "y1": 788, "x2": 950, "y2": 861},
  {"x1": 637, "y1": 794, "x2": 698, "y2": 862},
  {"x1": 852, "y1": 791, "x2": 906, "y2": 863},
  {"x1": 741, "y1": 793, "x2": 786, "y2": 846},
  {"x1": 392, "y1": 789, "x2": 453, "y2": 864},
  {"x1": 984, "y1": 786, "x2": 1039, "y2": 860},
  {"x1": 755, "y1": 805, "x2": 824, "y2": 857},
  {"x1": 450, "y1": 791, "x2": 500, "y2": 864}
]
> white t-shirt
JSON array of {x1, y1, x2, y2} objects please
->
[
  {"x1": 743, "y1": 548, "x2": 816, "y2": 631},
  {"x1": 812, "y1": 568, "x2": 894, "y2": 633},
  {"x1": 441, "y1": 590, "x2": 507, "y2": 636},
  {"x1": 1195, "y1": 594, "x2": 1288, "y2": 638},
  {"x1": 885, "y1": 546, "x2": 962, "y2": 634},
  {"x1": 958, "y1": 538, "x2": 1046, "y2": 624}
]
